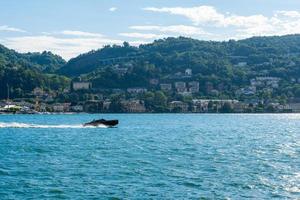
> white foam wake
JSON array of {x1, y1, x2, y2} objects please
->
[{"x1": 0, "y1": 122, "x2": 108, "y2": 129}]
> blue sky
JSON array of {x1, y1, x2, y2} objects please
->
[{"x1": 0, "y1": 0, "x2": 300, "y2": 60}]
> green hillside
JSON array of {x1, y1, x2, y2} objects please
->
[
  {"x1": 2, "y1": 34, "x2": 300, "y2": 104},
  {"x1": 0, "y1": 45, "x2": 69, "y2": 99},
  {"x1": 58, "y1": 35, "x2": 300, "y2": 98}
]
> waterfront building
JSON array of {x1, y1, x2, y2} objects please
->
[
  {"x1": 71, "y1": 105, "x2": 84, "y2": 112},
  {"x1": 52, "y1": 103, "x2": 71, "y2": 112},
  {"x1": 191, "y1": 99, "x2": 209, "y2": 112},
  {"x1": 288, "y1": 103, "x2": 300, "y2": 112},
  {"x1": 121, "y1": 100, "x2": 146, "y2": 112},
  {"x1": 169, "y1": 101, "x2": 189, "y2": 112}
]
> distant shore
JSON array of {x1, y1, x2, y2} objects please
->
[{"x1": 0, "y1": 112, "x2": 298, "y2": 115}]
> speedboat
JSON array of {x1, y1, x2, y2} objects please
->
[{"x1": 83, "y1": 119, "x2": 118, "y2": 127}]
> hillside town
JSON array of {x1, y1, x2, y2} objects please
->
[
  {"x1": 2, "y1": 35, "x2": 300, "y2": 114},
  {"x1": 1, "y1": 68, "x2": 300, "y2": 114}
]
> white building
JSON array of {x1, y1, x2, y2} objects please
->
[
  {"x1": 191, "y1": 99, "x2": 240, "y2": 112},
  {"x1": 72, "y1": 82, "x2": 92, "y2": 91},
  {"x1": 239, "y1": 86, "x2": 256, "y2": 95},
  {"x1": 127, "y1": 88, "x2": 148, "y2": 94},
  {"x1": 71, "y1": 105, "x2": 84, "y2": 112},
  {"x1": 52, "y1": 103, "x2": 71, "y2": 112},
  {"x1": 288, "y1": 103, "x2": 300, "y2": 112},
  {"x1": 169, "y1": 101, "x2": 189, "y2": 112},
  {"x1": 185, "y1": 68, "x2": 192, "y2": 76},
  {"x1": 175, "y1": 82, "x2": 187, "y2": 93},
  {"x1": 121, "y1": 100, "x2": 146, "y2": 112},
  {"x1": 236, "y1": 62, "x2": 247, "y2": 67},
  {"x1": 191, "y1": 99, "x2": 209, "y2": 112},
  {"x1": 103, "y1": 101, "x2": 111, "y2": 110},
  {"x1": 114, "y1": 67, "x2": 128, "y2": 75}
]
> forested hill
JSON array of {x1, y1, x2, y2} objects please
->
[
  {"x1": 0, "y1": 45, "x2": 66, "y2": 73},
  {"x1": 2, "y1": 34, "x2": 300, "y2": 100},
  {"x1": 59, "y1": 35, "x2": 300, "y2": 79},
  {"x1": 0, "y1": 45, "x2": 69, "y2": 99}
]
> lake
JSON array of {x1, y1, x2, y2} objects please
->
[{"x1": 0, "y1": 114, "x2": 299, "y2": 199}]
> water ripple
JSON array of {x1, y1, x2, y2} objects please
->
[{"x1": 0, "y1": 114, "x2": 299, "y2": 199}]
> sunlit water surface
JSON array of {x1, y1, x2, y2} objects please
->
[{"x1": 0, "y1": 114, "x2": 299, "y2": 199}]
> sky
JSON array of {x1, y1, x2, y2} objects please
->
[{"x1": 0, "y1": 0, "x2": 300, "y2": 60}]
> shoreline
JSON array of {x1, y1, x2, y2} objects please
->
[{"x1": 1, "y1": 112, "x2": 300, "y2": 115}]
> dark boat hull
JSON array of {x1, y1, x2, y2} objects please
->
[{"x1": 83, "y1": 119, "x2": 118, "y2": 127}]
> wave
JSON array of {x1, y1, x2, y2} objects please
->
[{"x1": 0, "y1": 122, "x2": 108, "y2": 129}]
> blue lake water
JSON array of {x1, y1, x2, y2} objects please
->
[{"x1": 0, "y1": 114, "x2": 299, "y2": 199}]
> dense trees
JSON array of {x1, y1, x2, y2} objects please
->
[
  {"x1": 58, "y1": 35, "x2": 300, "y2": 91},
  {"x1": 0, "y1": 45, "x2": 69, "y2": 99},
  {"x1": 2, "y1": 34, "x2": 300, "y2": 102},
  {"x1": 24, "y1": 51, "x2": 66, "y2": 73}
]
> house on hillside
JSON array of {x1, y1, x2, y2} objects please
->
[
  {"x1": 205, "y1": 82, "x2": 214, "y2": 93},
  {"x1": 175, "y1": 82, "x2": 187, "y2": 93},
  {"x1": 113, "y1": 66, "x2": 128, "y2": 76},
  {"x1": 235, "y1": 62, "x2": 247, "y2": 67},
  {"x1": 149, "y1": 79, "x2": 159, "y2": 85},
  {"x1": 188, "y1": 81, "x2": 200, "y2": 93},
  {"x1": 185, "y1": 68, "x2": 192, "y2": 76},
  {"x1": 127, "y1": 88, "x2": 148, "y2": 94},
  {"x1": 33, "y1": 87, "x2": 44, "y2": 96},
  {"x1": 237, "y1": 86, "x2": 256, "y2": 96},
  {"x1": 251, "y1": 77, "x2": 281, "y2": 88},
  {"x1": 72, "y1": 82, "x2": 92, "y2": 91},
  {"x1": 160, "y1": 83, "x2": 172, "y2": 92}
]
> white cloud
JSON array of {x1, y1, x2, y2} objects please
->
[
  {"x1": 2, "y1": 28, "x2": 151, "y2": 60},
  {"x1": 144, "y1": 6, "x2": 271, "y2": 28},
  {"x1": 130, "y1": 25, "x2": 209, "y2": 36},
  {"x1": 41, "y1": 30, "x2": 104, "y2": 38},
  {"x1": 144, "y1": 6, "x2": 300, "y2": 39},
  {"x1": 61, "y1": 30, "x2": 104, "y2": 37},
  {"x1": 276, "y1": 11, "x2": 300, "y2": 18},
  {"x1": 119, "y1": 32, "x2": 165, "y2": 39},
  {"x1": 3, "y1": 35, "x2": 123, "y2": 60},
  {"x1": 0, "y1": 25, "x2": 26, "y2": 33},
  {"x1": 109, "y1": 7, "x2": 117, "y2": 12},
  {"x1": 2, "y1": 6, "x2": 300, "y2": 60},
  {"x1": 144, "y1": 6, "x2": 224, "y2": 26}
]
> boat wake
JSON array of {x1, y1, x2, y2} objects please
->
[{"x1": 0, "y1": 122, "x2": 108, "y2": 129}]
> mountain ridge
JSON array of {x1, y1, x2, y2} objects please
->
[{"x1": 0, "y1": 44, "x2": 69, "y2": 99}]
